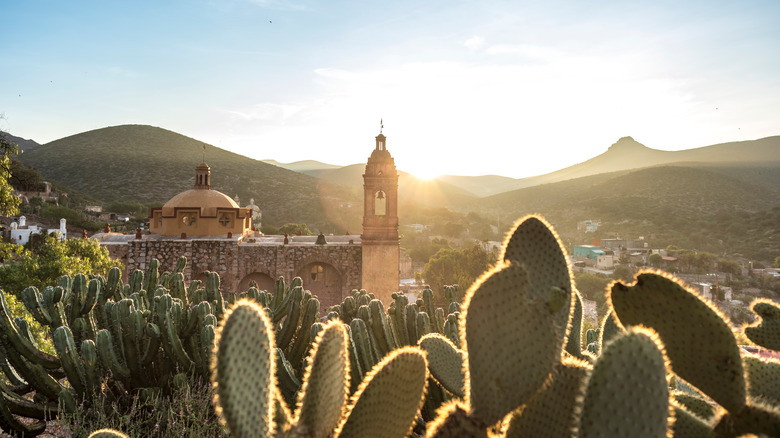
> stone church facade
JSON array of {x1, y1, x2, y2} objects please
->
[{"x1": 99, "y1": 129, "x2": 399, "y2": 308}]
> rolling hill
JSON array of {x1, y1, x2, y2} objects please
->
[
  {"x1": 441, "y1": 136, "x2": 780, "y2": 197},
  {"x1": 474, "y1": 163, "x2": 780, "y2": 260},
  {"x1": 2, "y1": 132, "x2": 42, "y2": 152},
  {"x1": 18, "y1": 125, "x2": 358, "y2": 230}
]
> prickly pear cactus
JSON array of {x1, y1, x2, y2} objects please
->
[
  {"x1": 334, "y1": 347, "x2": 428, "y2": 438},
  {"x1": 609, "y1": 271, "x2": 745, "y2": 413},
  {"x1": 463, "y1": 261, "x2": 568, "y2": 426},
  {"x1": 211, "y1": 299, "x2": 276, "y2": 438},
  {"x1": 744, "y1": 299, "x2": 780, "y2": 351},
  {"x1": 575, "y1": 327, "x2": 672, "y2": 438}
]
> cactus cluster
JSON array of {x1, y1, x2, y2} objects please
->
[{"x1": 0, "y1": 256, "x2": 228, "y2": 436}]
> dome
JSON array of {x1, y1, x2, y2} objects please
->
[{"x1": 162, "y1": 189, "x2": 239, "y2": 217}]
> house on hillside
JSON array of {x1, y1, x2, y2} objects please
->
[
  {"x1": 7, "y1": 216, "x2": 67, "y2": 245},
  {"x1": 577, "y1": 219, "x2": 600, "y2": 233},
  {"x1": 573, "y1": 245, "x2": 615, "y2": 270}
]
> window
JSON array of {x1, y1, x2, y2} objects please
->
[
  {"x1": 219, "y1": 213, "x2": 233, "y2": 227},
  {"x1": 374, "y1": 190, "x2": 387, "y2": 216},
  {"x1": 181, "y1": 214, "x2": 197, "y2": 226},
  {"x1": 310, "y1": 264, "x2": 324, "y2": 282}
]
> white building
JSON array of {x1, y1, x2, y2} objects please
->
[{"x1": 9, "y1": 216, "x2": 66, "y2": 245}]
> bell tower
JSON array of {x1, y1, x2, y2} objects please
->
[{"x1": 361, "y1": 121, "x2": 400, "y2": 302}]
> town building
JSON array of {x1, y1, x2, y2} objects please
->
[{"x1": 7, "y1": 216, "x2": 67, "y2": 245}]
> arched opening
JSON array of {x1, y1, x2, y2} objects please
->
[
  {"x1": 374, "y1": 190, "x2": 387, "y2": 216},
  {"x1": 237, "y1": 272, "x2": 275, "y2": 293},
  {"x1": 192, "y1": 272, "x2": 208, "y2": 289},
  {"x1": 296, "y1": 262, "x2": 343, "y2": 309}
]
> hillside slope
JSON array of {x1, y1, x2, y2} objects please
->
[
  {"x1": 476, "y1": 164, "x2": 780, "y2": 259},
  {"x1": 19, "y1": 125, "x2": 357, "y2": 229},
  {"x1": 441, "y1": 136, "x2": 780, "y2": 197}
]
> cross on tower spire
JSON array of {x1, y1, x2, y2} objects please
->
[{"x1": 380, "y1": 118, "x2": 383, "y2": 134}]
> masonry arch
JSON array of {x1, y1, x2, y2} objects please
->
[
  {"x1": 192, "y1": 272, "x2": 208, "y2": 289},
  {"x1": 374, "y1": 190, "x2": 387, "y2": 216},
  {"x1": 296, "y1": 261, "x2": 343, "y2": 309},
  {"x1": 237, "y1": 272, "x2": 275, "y2": 293}
]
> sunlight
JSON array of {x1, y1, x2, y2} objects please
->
[{"x1": 405, "y1": 165, "x2": 440, "y2": 181}]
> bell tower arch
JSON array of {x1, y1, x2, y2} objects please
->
[{"x1": 361, "y1": 121, "x2": 400, "y2": 302}]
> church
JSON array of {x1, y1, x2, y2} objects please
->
[{"x1": 98, "y1": 129, "x2": 400, "y2": 308}]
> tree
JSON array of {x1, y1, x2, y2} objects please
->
[
  {"x1": 422, "y1": 244, "x2": 496, "y2": 296},
  {"x1": 406, "y1": 237, "x2": 452, "y2": 264},
  {"x1": 648, "y1": 253, "x2": 663, "y2": 268},
  {"x1": 0, "y1": 235, "x2": 122, "y2": 295},
  {"x1": 0, "y1": 131, "x2": 21, "y2": 216},
  {"x1": 574, "y1": 272, "x2": 612, "y2": 319},
  {"x1": 718, "y1": 258, "x2": 742, "y2": 276},
  {"x1": 612, "y1": 265, "x2": 634, "y2": 283},
  {"x1": 9, "y1": 158, "x2": 43, "y2": 192},
  {"x1": 278, "y1": 223, "x2": 313, "y2": 236},
  {"x1": 774, "y1": 256, "x2": 780, "y2": 269}
]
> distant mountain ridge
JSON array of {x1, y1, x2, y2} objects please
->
[
  {"x1": 1, "y1": 132, "x2": 42, "y2": 152},
  {"x1": 261, "y1": 136, "x2": 780, "y2": 197},
  {"x1": 442, "y1": 136, "x2": 780, "y2": 196}
]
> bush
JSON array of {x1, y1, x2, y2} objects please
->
[
  {"x1": 60, "y1": 379, "x2": 226, "y2": 438},
  {"x1": 0, "y1": 236, "x2": 122, "y2": 294}
]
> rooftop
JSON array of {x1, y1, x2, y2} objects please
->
[{"x1": 92, "y1": 232, "x2": 361, "y2": 245}]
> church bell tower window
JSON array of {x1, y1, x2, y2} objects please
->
[{"x1": 374, "y1": 190, "x2": 386, "y2": 216}]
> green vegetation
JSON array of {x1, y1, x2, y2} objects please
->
[
  {"x1": 0, "y1": 235, "x2": 121, "y2": 294},
  {"x1": 421, "y1": 244, "x2": 496, "y2": 295},
  {"x1": 0, "y1": 131, "x2": 21, "y2": 216}
]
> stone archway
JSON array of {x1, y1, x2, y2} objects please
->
[
  {"x1": 237, "y1": 272, "x2": 275, "y2": 293},
  {"x1": 296, "y1": 262, "x2": 343, "y2": 309},
  {"x1": 192, "y1": 272, "x2": 208, "y2": 288}
]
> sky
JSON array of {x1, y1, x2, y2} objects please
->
[{"x1": 2, "y1": 0, "x2": 779, "y2": 179}]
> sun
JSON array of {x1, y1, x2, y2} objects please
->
[
  {"x1": 401, "y1": 162, "x2": 440, "y2": 181},
  {"x1": 407, "y1": 167, "x2": 440, "y2": 181}
]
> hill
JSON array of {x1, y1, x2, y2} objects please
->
[
  {"x1": 265, "y1": 157, "x2": 479, "y2": 210},
  {"x1": 440, "y1": 136, "x2": 780, "y2": 197},
  {"x1": 2, "y1": 132, "x2": 42, "y2": 152},
  {"x1": 261, "y1": 159, "x2": 342, "y2": 172},
  {"x1": 475, "y1": 164, "x2": 780, "y2": 260},
  {"x1": 18, "y1": 125, "x2": 358, "y2": 230}
]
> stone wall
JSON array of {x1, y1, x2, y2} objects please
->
[
  {"x1": 115, "y1": 239, "x2": 362, "y2": 309},
  {"x1": 361, "y1": 243, "x2": 400, "y2": 303}
]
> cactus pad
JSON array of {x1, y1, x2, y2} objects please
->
[
  {"x1": 500, "y1": 215, "x2": 574, "y2": 341},
  {"x1": 504, "y1": 357, "x2": 591, "y2": 438},
  {"x1": 335, "y1": 347, "x2": 428, "y2": 438},
  {"x1": 463, "y1": 261, "x2": 566, "y2": 426},
  {"x1": 88, "y1": 430, "x2": 130, "y2": 438},
  {"x1": 609, "y1": 271, "x2": 746, "y2": 413},
  {"x1": 670, "y1": 404, "x2": 715, "y2": 438},
  {"x1": 744, "y1": 299, "x2": 780, "y2": 351},
  {"x1": 418, "y1": 333, "x2": 465, "y2": 398},
  {"x1": 211, "y1": 299, "x2": 276, "y2": 438},
  {"x1": 294, "y1": 321, "x2": 350, "y2": 438},
  {"x1": 576, "y1": 327, "x2": 672, "y2": 438},
  {"x1": 425, "y1": 401, "x2": 488, "y2": 438},
  {"x1": 744, "y1": 354, "x2": 780, "y2": 407}
]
